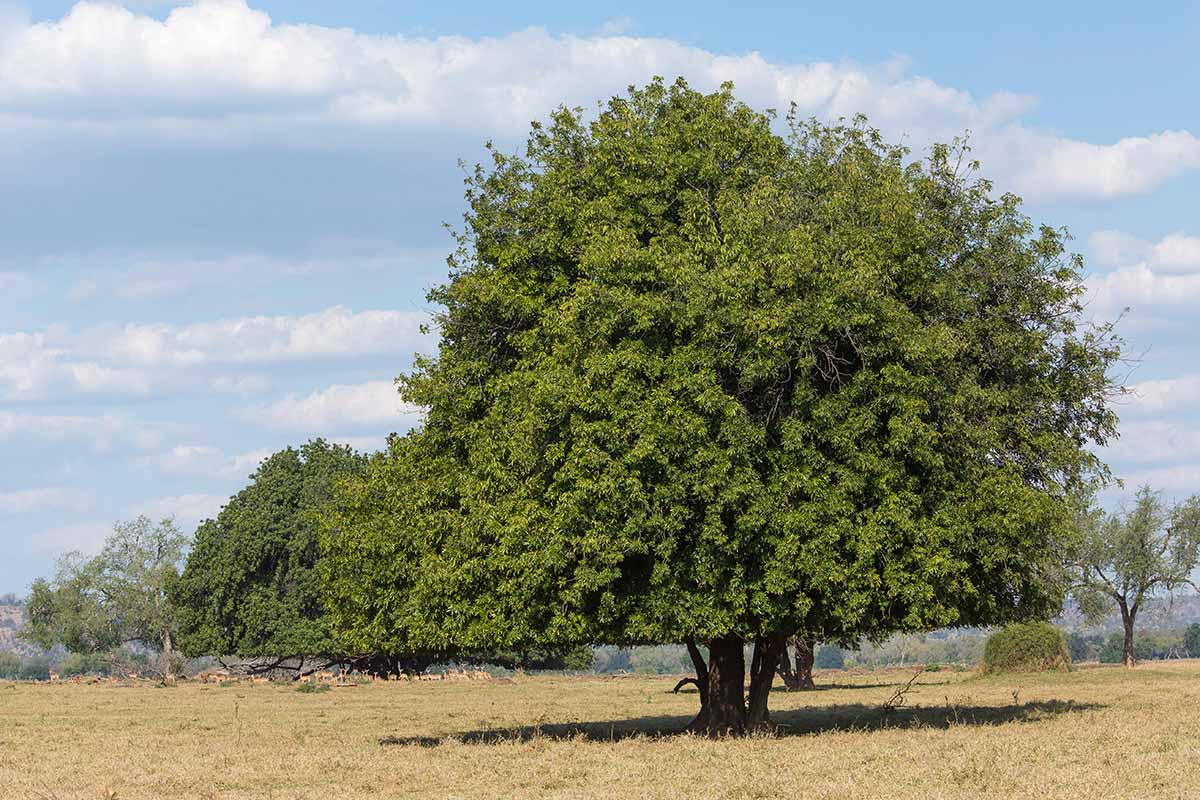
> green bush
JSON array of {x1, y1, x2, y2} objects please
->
[{"x1": 982, "y1": 622, "x2": 1071, "y2": 673}]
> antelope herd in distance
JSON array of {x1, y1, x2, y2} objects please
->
[{"x1": 39, "y1": 667, "x2": 500, "y2": 686}]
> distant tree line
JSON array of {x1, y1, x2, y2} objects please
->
[{"x1": 18, "y1": 439, "x2": 589, "y2": 680}]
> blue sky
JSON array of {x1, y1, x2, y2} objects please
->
[{"x1": 2, "y1": 0, "x2": 1199, "y2": 591}]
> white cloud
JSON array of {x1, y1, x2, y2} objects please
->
[
  {"x1": 1008, "y1": 130, "x2": 1200, "y2": 201},
  {"x1": 1085, "y1": 265, "x2": 1200, "y2": 322},
  {"x1": 0, "y1": 488, "x2": 89, "y2": 514},
  {"x1": 1089, "y1": 230, "x2": 1200, "y2": 274},
  {"x1": 0, "y1": 305, "x2": 432, "y2": 402},
  {"x1": 134, "y1": 492, "x2": 225, "y2": 529},
  {"x1": 0, "y1": 331, "x2": 152, "y2": 401},
  {"x1": 0, "y1": 1, "x2": 1191, "y2": 201},
  {"x1": 255, "y1": 379, "x2": 423, "y2": 431},
  {"x1": 91, "y1": 305, "x2": 432, "y2": 366},
  {"x1": 1125, "y1": 374, "x2": 1200, "y2": 415}
]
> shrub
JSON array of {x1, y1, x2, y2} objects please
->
[
  {"x1": 982, "y1": 622, "x2": 1071, "y2": 673},
  {"x1": 296, "y1": 683, "x2": 331, "y2": 694}
]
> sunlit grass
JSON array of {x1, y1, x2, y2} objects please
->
[{"x1": 2, "y1": 661, "x2": 1198, "y2": 798}]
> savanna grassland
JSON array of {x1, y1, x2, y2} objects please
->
[{"x1": 2, "y1": 662, "x2": 1199, "y2": 800}]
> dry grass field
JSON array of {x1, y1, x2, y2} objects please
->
[{"x1": 2, "y1": 661, "x2": 1199, "y2": 799}]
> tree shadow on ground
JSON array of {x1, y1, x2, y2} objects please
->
[{"x1": 378, "y1": 697, "x2": 1101, "y2": 747}]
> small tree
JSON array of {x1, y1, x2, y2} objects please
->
[
  {"x1": 23, "y1": 517, "x2": 188, "y2": 678},
  {"x1": 1071, "y1": 487, "x2": 1200, "y2": 667},
  {"x1": 1183, "y1": 624, "x2": 1200, "y2": 658},
  {"x1": 173, "y1": 440, "x2": 370, "y2": 675}
]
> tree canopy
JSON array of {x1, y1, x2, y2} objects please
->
[
  {"x1": 321, "y1": 78, "x2": 1122, "y2": 733},
  {"x1": 173, "y1": 440, "x2": 367, "y2": 668},
  {"x1": 1071, "y1": 486, "x2": 1200, "y2": 666},
  {"x1": 24, "y1": 516, "x2": 187, "y2": 677}
]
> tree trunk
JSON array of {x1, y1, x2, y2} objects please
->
[
  {"x1": 793, "y1": 636, "x2": 815, "y2": 690},
  {"x1": 696, "y1": 634, "x2": 747, "y2": 736},
  {"x1": 682, "y1": 637, "x2": 711, "y2": 728},
  {"x1": 746, "y1": 635, "x2": 785, "y2": 729},
  {"x1": 160, "y1": 628, "x2": 177, "y2": 680},
  {"x1": 1120, "y1": 601, "x2": 1137, "y2": 669}
]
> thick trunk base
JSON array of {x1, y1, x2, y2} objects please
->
[
  {"x1": 685, "y1": 634, "x2": 783, "y2": 737},
  {"x1": 779, "y1": 636, "x2": 815, "y2": 691}
]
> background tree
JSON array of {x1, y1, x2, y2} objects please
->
[
  {"x1": 1071, "y1": 487, "x2": 1200, "y2": 667},
  {"x1": 1186, "y1": 623, "x2": 1200, "y2": 659},
  {"x1": 777, "y1": 636, "x2": 816, "y2": 690},
  {"x1": 23, "y1": 516, "x2": 187, "y2": 678},
  {"x1": 323, "y1": 79, "x2": 1122, "y2": 735},
  {"x1": 173, "y1": 440, "x2": 378, "y2": 674}
]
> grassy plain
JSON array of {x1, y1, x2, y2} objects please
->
[{"x1": 2, "y1": 661, "x2": 1199, "y2": 799}]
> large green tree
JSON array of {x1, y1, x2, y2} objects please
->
[
  {"x1": 322, "y1": 79, "x2": 1122, "y2": 734},
  {"x1": 24, "y1": 516, "x2": 187, "y2": 678},
  {"x1": 173, "y1": 440, "x2": 374, "y2": 673},
  {"x1": 1070, "y1": 487, "x2": 1200, "y2": 667}
]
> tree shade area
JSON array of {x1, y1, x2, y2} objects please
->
[{"x1": 320, "y1": 78, "x2": 1123, "y2": 735}]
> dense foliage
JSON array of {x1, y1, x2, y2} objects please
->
[
  {"x1": 1070, "y1": 487, "x2": 1200, "y2": 666},
  {"x1": 174, "y1": 440, "x2": 366, "y2": 663},
  {"x1": 23, "y1": 517, "x2": 187, "y2": 677},
  {"x1": 322, "y1": 79, "x2": 1122, "y2": 733},
  {"x1": 982, "y1": 622, "x2": 1071, "y2": 673}
]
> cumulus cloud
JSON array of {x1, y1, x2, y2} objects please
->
[
  {"x1": 0, "y1": 331, "x2": 152, "y2": 400},
  {"x1": 88, "y1": 305, "x2": 432, "y2": 367},
  {"x1": 255, "y1": 379, "x2": 423, "y2": 431},
  {"x1": 0, "y1": 305, "x2": 433, "y2": 401},
  {"x1": 0, "y1": 1, "x2": 1192, "y2": 201},
  {"x1": 1084, "y1": 229, "x2": 1200, "y2": 327},
  {"x1": 1007, "y1": 130, "x2": 1200, "y2": 201},
  {"x1": 1089, "y1": 230, "x2": 1200, "y2": 273}
]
